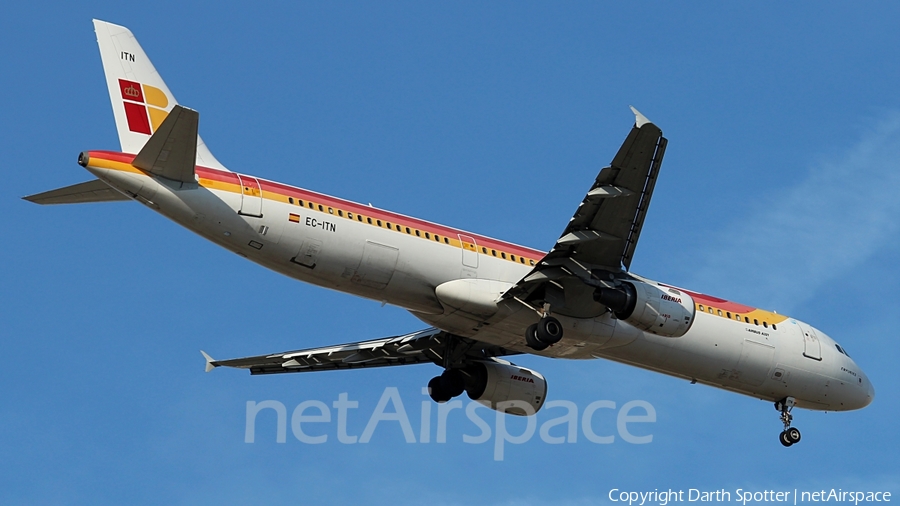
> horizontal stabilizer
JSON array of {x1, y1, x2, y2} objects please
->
[
  {"x1": 132, "y1": 105, "x2": 199, "y2": 184},
  {"x1": 23, "y1": 179, "x2": 130, "y2": 205}
]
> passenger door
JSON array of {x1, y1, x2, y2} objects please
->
[
  {"x1": 237, "y1": 174, "x2": 263, "y2": 217},
  {"x1": 797, "y1": 322, "x2": 822, "y2": 361}
]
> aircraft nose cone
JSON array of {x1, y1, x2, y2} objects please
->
[{"x1": 863, "y1": 374, "x2": 875, "y2": 407}]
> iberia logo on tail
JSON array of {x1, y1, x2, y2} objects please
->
[{"x1": 118, "y1": 79, "x2": 169, "y2": 134}]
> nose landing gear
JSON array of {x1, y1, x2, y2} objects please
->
[{"x1": 776, "y1": 397, "x2": 802, "y2": 447}]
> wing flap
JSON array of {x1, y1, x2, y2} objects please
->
[
  {"x1": 204, "y1": 328, "x2": 517, "y2": 376},
  {"x1": 23, "y1": 179, "x2": 130, "y2": 205},
  {"x1": 500, "y1": 108, "x2": 667, "y2": 316}
]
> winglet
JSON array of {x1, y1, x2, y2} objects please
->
[
  {"x1": 200, "y1": 350, "x2": 217, "y2": 373},
  {"x1": 629, "y1": 106, "x2": 653, "y2": 128}
]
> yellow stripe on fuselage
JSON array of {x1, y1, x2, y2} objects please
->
[
  {"x1": 90, "y1": 157, "x2": 147, "y2": 175},
  {"x1": 696, "y1": 303, "x2": 789, "y2": 327},
  {"x1": 93, "y1": 156, "x2": 542, "y2": 267}
]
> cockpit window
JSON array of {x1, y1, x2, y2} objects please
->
[{"x1": 835, "y1": 344, "x2": 851, "y2": 358}]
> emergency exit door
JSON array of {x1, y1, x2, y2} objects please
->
[{"x1": 458, "y1": 234, "x2": 478, "y2": 268}]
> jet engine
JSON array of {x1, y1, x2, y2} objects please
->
[
  {"x1": 594, "y1": 281, "x2": 695, "y2": 337},
  {"x1": 465, "y1": 361, "x2": 547, "y2": 416}
]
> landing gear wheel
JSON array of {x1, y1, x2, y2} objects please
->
[
  {"x1": 440, "y1": 369, "x2": 465, "y2": 398},
  {"x1": 536, "y1": 316, "x2": 563, "y2": 345},
  {"x1": 428, "y1": 376, "x2": 452, "y2": 403},
  {"x1": 775, "y1": 396, "x2": 800, "y2": 447},
  {"x1": 525, "y1": 324, "x2": 548, "y2": 351},
  {"x1": 779, "y1": 430, "x2": 793, "y2": 447}
]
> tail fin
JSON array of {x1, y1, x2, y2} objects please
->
[{"x1": 93, "y1": 19, "x2": 227, "y2": 171}]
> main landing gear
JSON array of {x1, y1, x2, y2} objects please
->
[
  {"x1": 525, "y1": 316, "x2": 563, "y2": 351},
  {"x1": 776, "y1": 397, "x2": 802, "y2": 447},
  {"x1": 428, "y1": 369, "x2": 465, "y2": 403}
]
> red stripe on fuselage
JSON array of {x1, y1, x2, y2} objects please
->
[{"x1": 86, "y1": 151, "x2": 545, "y2": 259}]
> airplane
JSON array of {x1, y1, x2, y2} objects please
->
[{"x1": 25, "y1": 20, "x2": 873, "y2": 447}]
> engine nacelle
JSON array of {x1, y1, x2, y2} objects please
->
[
  {"x1": 594, "y1": 281, "x2": 695, "y2": 337},
  {"x1": 465, "y1": 361, "x2": 547, "y2": 416}
]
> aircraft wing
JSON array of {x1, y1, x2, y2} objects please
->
[
  {"x1": 503, "y1": 108, "x2": 667, "y2": 305},
  {"x1": 203, "y1": 328, "x2": 517, "y2": 375}
]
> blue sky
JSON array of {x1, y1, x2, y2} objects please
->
[{"x1": 2, "y1": 2, "x2": 899, "y2": 504}]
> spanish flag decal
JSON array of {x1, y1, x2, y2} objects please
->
[{"x1": 289, "y1": 213, "x2": 300, "y2": 223}]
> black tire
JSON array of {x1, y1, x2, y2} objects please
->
[
  {"x1": 428, "y1": 376, "x2": 451, "y2": 403},
  {"x1": 787, "y1": 427, "x2": 801, "y2": 444},
  {"x1": 779, "y1": 430, "x2": 793, "y2": 447},
  {"x1": 537, "y1": 316, "x2": 563, "y2": 345},
  {"x1": 525, "y1": 323, "x2": 548, "y2": 350},
  {"x1": 440, "y1": 369, "x2": 465, "y2": 398}
]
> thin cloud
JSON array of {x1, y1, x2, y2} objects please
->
[{"x1": 688, "y1": 113, "x2": 900, "y2": 313}]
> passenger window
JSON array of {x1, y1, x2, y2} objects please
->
[
  {"x1": 338, "y1": 210, "x2": 343, "y2": 217},
  {"x1": 367, "y1": 217, "x2": 372, "y2": 224},
  {"x1": 444, "y1": 237, "x2": 449, "y2": 244},
  {"x1": 299, "y1": 200, "x2": 304, "y2": 206},
  {"x1": 726, "y1": 312, "x2": 732, "y2": 319},
  {"x1": 357, "y1": 215, "x2": 363, "y2": 222},
  {"x1": 386, "y1": 222, "x2": 391, "y2": 229},
  {"x1": 328, "y1": 207, "x2": 333, "y2": 214},
  {"x1": 745, "y1": 317, "x2": 750, "y2": 323},
  {"x1": 708, "y1": 307, "x2": 714, "y2": 314},
  {"x1": 492, "y1": 250, "x2": 497, "y2": 257},
  {"x1": 520, "y1": 257, "x2": 525, "y2": 263},
  {"x1": 735, "y1": 314, "x2": 741, "y2": 321},
  {"x1": 511, "y1": 255, "x2": 516, "y2": 262},
  {"x1": 347, "y1": 212, "x2": 353, "y2": 219},
  {"x1": 717, "y1": 310, "x2": 723, "y2": 316},
  {"x1": 405, "y1": 227, "x2": 411, "y2": 234},
  {"x1": 425, "y1": 233, "x2": 430, "y2": 239},
  {"x1": 289, "y1": 197, "x2": 294, "y2": 204},
  {"x1": 754, "y1": 319, "x2": 759, "y2": 326},
  {"x1": 501, "y1": 253, "x2": 507, "y2": 259},
  {"x1": 377, "y1": 220, "x2": 382, "y2": 226},
  {"x1": 435, "y1": 235, "x2": 440, "y2": 242},
  {"x1": 698, "y1": 305, "x2": 704, "y2": 311},
  {"x1": 529, "y1": 260, "x2": 535, "y2": 266},
  {"x1": 318, "y1": 205, "x2": 323, "y2": 211},
  {"x1": 415, "y1": 230, "x2": 421, "y2": 237},
  {"x1": 772, "y1": 324, "x2": 777, "y2": 330},
  {"x1": 309, "y1": 202, "x2": 314, "y2": 209},
  {"x1": 763, "y1": 322, "x2": 768, "y2": 328},
  {"x1": 482, "y1": 247, "x2": 487, "y2": 253}
]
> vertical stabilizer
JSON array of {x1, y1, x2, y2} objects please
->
[{"x1": 93, "y1": 19, "x2": 228, "y2": 171}]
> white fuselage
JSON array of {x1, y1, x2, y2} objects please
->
[{"x1": 86, "y1": 156, "x2": 874, "y2": 412}]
